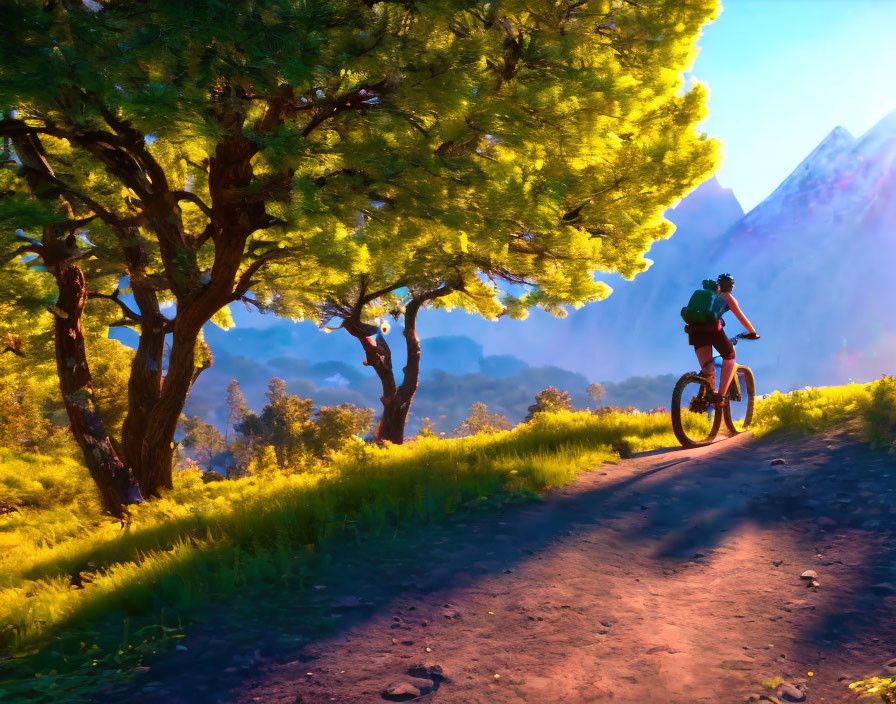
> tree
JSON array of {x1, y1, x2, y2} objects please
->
[
  {"x1": 237, "y1": 390, "x2": 373, "y2": 467},
  {"x1": 416, "y1": 417, "x2": 437, "y2": 439},
  {"x1": 454, "y1": 402, "x2": 514, "y2": 437},
  {"x1": 269, "y1": 0, "x2": 723, "y2": 444},
  {"x1": 224, "y1": 380, "x2": 249, "y2": 444},
  {"x1": 1, "y1": 0, "x2": 721, "y2": 506},
  {"x1": 265, "y1": 378, "x2": 288, "y2": 405},
  {"x1": 179, "y1": 415, "x2": 226, "y2": 470},
  {"x1": 587, "y1": 383, "x2": 606, "y2": 407},
  {"x1": 306, "y1": 404, "x2": 375, "y2": 458},
  {"x1": 525, "y1": 387, "x2": 573, "y2": 421}
]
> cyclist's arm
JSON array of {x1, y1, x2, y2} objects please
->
[{"x1": 721, "y1": 292, "x2": 757, "y2": 334}]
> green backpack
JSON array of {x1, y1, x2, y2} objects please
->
[{"x1": 681, "y1": 279, "x2": 726, "y2": 325}]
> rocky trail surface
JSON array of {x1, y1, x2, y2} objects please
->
[{"x1": 114, "y1": 431, "x2": 896, "y2": 704}]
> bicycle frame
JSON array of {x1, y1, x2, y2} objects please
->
[
  {"x1": 711, "y1": 333, "x2": 751, "y2": 402},
  {"x1": 712, "y1": 357, "x2": 744, "y2": 402}
]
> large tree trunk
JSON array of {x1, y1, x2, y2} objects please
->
[
  {"x1": 11, "y1": 93, "x2": 291, "y2": 501},
  {"x1": 119, "y1": 240, "x2": 166, "y2": 479},
  {"x1": 375, "y1": 384, "x2": 414, "y2": 445},
  {"x1": 131, "y1": 125, "x2": 263, "y2": 496},
  {"x1": 134, "y1": 315, "x2": 210, "y2": 496},
  {"x1": 10, "y1": 131, "x2": 131, "y2": 517},
  {"x1": 53, "y1": 262, "x2": 130, "y2": 518}
]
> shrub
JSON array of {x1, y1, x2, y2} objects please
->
[
  {"x1": 849, "y1": 677, "x2": 896, "y2": 703},
  {"x1": 594, "y1": 405, "x2": 640, "y2": 416},
  {"x1": 525, "y1": 387, "x2": 574, "y2": 421},
  {"x1": 238, "y1": 396, "x2": 374, "y2": 468},
  {"x1": 751, "y1": 384, "x2": 867, "y2": 435},
  {"x1": 453, "y1": 402, "x2": 514, "y2": 437},
  {"x1": 863, "y1": 376, "x2": 896, "y2": 452}
]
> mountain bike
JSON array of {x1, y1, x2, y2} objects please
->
[{"x1": 670, "y1": 333, "x2": 757, "y2": 448}]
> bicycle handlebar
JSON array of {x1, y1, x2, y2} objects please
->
[{"x1": 730, "y1": 332, "x2": 760, "y2": 345}]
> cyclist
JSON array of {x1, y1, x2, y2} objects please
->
[{"x1": 686, "y1": 273, "x2": 759, "y2": 404}]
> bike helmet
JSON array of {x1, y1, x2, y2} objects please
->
[{"x1": 717, "y1": 273, "x2": 734, "y2": 292}]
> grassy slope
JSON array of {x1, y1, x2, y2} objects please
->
[
  {"x1": 0, "y1": 409, "x2": 683, "y2": 700},
  {"x1": 2, "y1": 378, "x2": 895, "y2": 701}
]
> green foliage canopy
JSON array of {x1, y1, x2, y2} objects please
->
[{"x1": 0, "y1": 0, "x2": 720, "y2": 496}]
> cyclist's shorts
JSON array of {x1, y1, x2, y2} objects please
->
[{"x1": 688, "y1": 327, "x2": 735, "y2": 359}]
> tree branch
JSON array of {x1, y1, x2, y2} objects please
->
[
  {"x1": 2, "y1": 243, "x2": 42, "y2": 265},
  {"x1": 230, "y1": 247, "x2": 294, "y2": 300},
  {"x1": 301, "y1": 79, "x2": 395, "y2": 138},
  {"x1": 361, "y1": 280, "x2": 408, "y2": 306},
  {"x1": 2, "y1": 334, "x2": 25, "y2": 357},
  {"x1": 15, "y1": 163, "x2": 145, "y2": 230},
  {"x1": 87, "y1": 289, "x2": 142, "y2": 323},
  {"x1": 0, "y1": 118, "x2": 65, "y2": 139},
  {"x1": 99, "y1": 108, "x2": 170, "y2": 193},
  {"x1": 173, "y1": 190, "x2": 213, "y2": 219}
]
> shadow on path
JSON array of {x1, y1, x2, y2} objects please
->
[{"x1": 104, "y1": 432, "x2": 896, "y2": 703}]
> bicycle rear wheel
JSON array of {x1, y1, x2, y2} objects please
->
[
  {"x1": 723, "y1": 366, "x2": 755, "y2": 435},
  {"x1": 671, "y1": 373, "x2": 723, "y2": 447}
]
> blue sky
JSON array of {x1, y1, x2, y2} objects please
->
[{"x1": 693, "y1": 0, "x2": 896, "y2": 211}]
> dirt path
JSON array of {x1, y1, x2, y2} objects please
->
[{"x1": 118, "y1": 432, "x2": 896, "y2": 704}]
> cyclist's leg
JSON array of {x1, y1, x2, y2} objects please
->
[
  {"x1": 695, "y1": 345, "x2": 715, "y2": 388},
  {"x1": 715, "y1": 335, "x2": 737, "y2": 397}
]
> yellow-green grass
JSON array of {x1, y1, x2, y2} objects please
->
[
  {"x1": 3, "y1": 377, "x2": 894, "y2": 657},
  {"x1": 0, "y1": 409, "x2": 677, "y2": 655},
  {"x1": 751, "y1": 376, "x2": 896, "y2": 444}
]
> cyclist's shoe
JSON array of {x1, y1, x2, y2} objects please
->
[{"x1": 688, "y1": 396, "x2": 710, "y2": 413}]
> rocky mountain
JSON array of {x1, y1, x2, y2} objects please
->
[
  {"x1": 709, "y1": 109, "x2": 896, "y2": 390},
  {"x1": 422, "y1": 175, "x2": 746, "y2": 381}
]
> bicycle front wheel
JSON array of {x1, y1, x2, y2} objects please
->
[
  {"x1": 724, "y1": 366, "x2": 755, "y2": 435},
  {"x1": 671, "y1": 373, "x2": 723, "y2": 448}
]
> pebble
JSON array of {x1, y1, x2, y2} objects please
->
[
  {"x1": 871, "y1": 583, "x2": 896, "y2": 596},
  {"x1": 382, "y1": 681, "x2": 421, "y2": 699},
  {"x1": 885, "y1": 657, "x2": 896, "y2": 675},
  {"x1": 799, "y1": 570, "x2": 817, "y2": 580},
  {"x1": 777, "y1": 680, "x2": 806, "y2": 702},
  {"x1": 770, "y1": 458, "x2": 787, "y2": 466}
]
